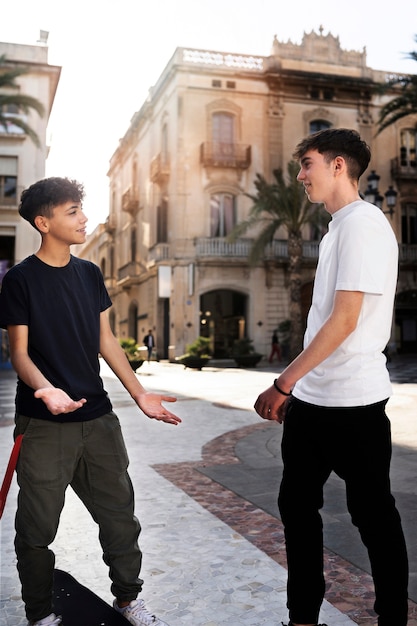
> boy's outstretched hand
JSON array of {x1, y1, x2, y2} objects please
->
[
  {"x1": 136, "y1": 392, "x2": 181, "y2": 425},
  {"x1": 34, "y1": 387, "x2": 87, "y2": 415}
]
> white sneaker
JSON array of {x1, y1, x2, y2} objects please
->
[
  {"x1": 29, "y1": 614, "x2": 62, "y2": 626},
  {"x1": 113, "y1": 599, "x2": 169, "y2": 626}
]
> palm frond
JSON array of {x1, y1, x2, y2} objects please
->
[
  {"x1": 0, "y1": 55, "x2": 45, "y2": 146},
  {"x1": 0, "y1": 94, "x2": 45, "y2": 117},
  {"x1": 376, "y1": 38, "x2": 417, "y2": 134},
  {"x1": 0, "y1": 115, "x2": 41, "y2": 147},
  {"x1": 0, "y1": 55, "x2": 30, "y2": 87},
  {"x1": 228, "y1": 160, "x2": 320, "y2": 265}
]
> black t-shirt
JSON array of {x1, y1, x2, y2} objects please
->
[{"x1": 0, "y1": 254, "x2": 113, "y2": 422}]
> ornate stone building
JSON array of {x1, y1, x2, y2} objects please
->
[
  {"x1": 0, "y1": 37, "x2": 61, "y2": 367},
  {"x1": 0, "y1": 38, "x2": 61, "y2": 270},
  {"x1": 79, "y1": 29, "x2": 417, "y2": 359}
]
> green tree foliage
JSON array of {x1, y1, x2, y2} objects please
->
[
  {"x1": 229, "y1": 161, "x2": 328, "y2": 358},
  {"x1": 0, "y1": 54, "x2": 45, "y2": 147},
  {"x1": 377, "y1": 36, "x2": 417, "y2": 134}
]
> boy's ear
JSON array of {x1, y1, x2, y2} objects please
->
[
  {"x1": 34, "y1": 215, "x2": 49, "y2": 233},
  {"x1": 333, "y1": 155, "x2": 346, "y2": 175}
]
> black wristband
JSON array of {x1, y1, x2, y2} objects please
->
[{"x1": 273, "y1": 379, "x2": 291, "y2": 396}]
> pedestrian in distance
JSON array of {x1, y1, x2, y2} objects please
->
[
  {"x1": 268, "y1": 331, "x2": 282, "y2": 363},
  {"x1": 143, "y1": 329, "x2": 155, "y2": 362},
  {"x1": 0, "y1": 177, "x2": 181, "y2": 626},
  {"x1": 254, "y1": 128, "x2": 409, "y2": 626}
]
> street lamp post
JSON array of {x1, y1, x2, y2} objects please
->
[
  {"x1": 384, "y1": 185, "x2": 398, "y2": 218},
  {"x1": 363, "y1": 170, "x2": 397, "y2": 218}
]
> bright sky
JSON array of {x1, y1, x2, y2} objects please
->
[{"x1": 1, "y1": 0, "x2": 416, "y2": 231}]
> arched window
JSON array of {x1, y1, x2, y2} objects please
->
[
  {"x1": 0, "y1": 156, "x2": 17, "y2": 204},
  {"x1": 402, "y1": 202, "x2": 417, "y2": 244},
  {"x1": 211, "y1": 112, "x2": 236, "y2": 163},
  {"x1": 128, "y1": 302, "x2": 138, "y2": 341},
  {"x1": 109, "y1": 309, "x2": 116, "y2": 334},
  {"x1": 309, "y1": 119, "x2": 331, "y2": 134},
  {"x1": 157, "y1": 199, "x2": 168, "y2": 243},
  {"x1": 110, "y1": 245, "x2": 114, "y2": 279},
  {"x1": 162, "y1": 123, "x2": 168, "y2": 165},
  {"x1": 131, "y1": 226, "x2": 137, "y2": 262},
  {"x1": 210, "y1": 193, "x2": 236, "y2": 237},
  {"x1": 132, "y1": 160, "x2": 138, "y2": 191},
  {"x1": 212, "y1": 112, "x2": 235, "y2": 145},
  {"x1": 400, "y1": 129, "x2": 416, "y2": 169}
]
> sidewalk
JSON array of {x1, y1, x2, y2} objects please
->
[{"x1": 1, "y1": 356, "x2": 416, "y2": 625}]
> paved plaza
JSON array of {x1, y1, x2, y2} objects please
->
[{"x1": 0, "y1": 354, "x2": 417, "y2": 625}]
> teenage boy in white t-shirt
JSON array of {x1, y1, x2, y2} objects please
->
[{"x1": 254, "y1": 128, "x2": 408, "y2": 626}]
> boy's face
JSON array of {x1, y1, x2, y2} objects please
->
[
  {"x1": 297, "y1": 149, "x2": 335, "y2": 206},
  {"x1": 39, "y1": 201, "x2": 88, "y2": 244}
]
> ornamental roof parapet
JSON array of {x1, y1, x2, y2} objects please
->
[
  {"x1": 270, "y1": 27, "x2": 367, "y2": 69},
  {"x1": 181, "y1": 48, "x2": 264, "y2": 71}
]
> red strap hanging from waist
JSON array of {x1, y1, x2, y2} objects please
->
[{"x1": 0, "y1": 434, "x2": 23, "y2": 519}]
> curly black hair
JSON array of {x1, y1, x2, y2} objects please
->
[{"x1": 19, "y1": 177, "x2": 85, "y2": 230}]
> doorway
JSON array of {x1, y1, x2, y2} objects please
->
[{"x1": 200, "y1": 289, "x2": 247, "y2": 358}]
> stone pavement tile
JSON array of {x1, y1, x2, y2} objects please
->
[
  {"x1": 0, "y1": 365, "x2": 356, "y2": 626},
  {"x1": 153, "y1": 422, "x2": 417, "y2": 625},
  {"x1": 2, "y1": 359, "x2": 416, "y2": 625}
]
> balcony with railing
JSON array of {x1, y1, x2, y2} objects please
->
[
  {"x1": 0, "y1": 184, "x2": 24, "y2": 209},
  {"x1": 391, "y1": 156, "x2": 417, "y2": 180},
  {"x1": 196, "y1": 238, "x2": 319, "y2": 259},
  {"x1": 399, "y1": 244, "x2": 417, "y2": 264},
  {"x1": 150, "y1": 153, "x2": 170, "y2": 184},
  {"x1": 104, "y1": 213, "x2": 116, "y2": 233},
  {"x1": 147, "y1": 243, "x2": 171, "y2": 266},
  {"x1": 195, "y1": 238, "x2": 417, "y2": 265},
  {"x1": 117, "y1": 261, "x2": 143, "y2": 287},
  {"x1": 104, "y1": 277, "x2": 117, "y2": 292},
  {"x1": 121, "y1": 188, "x2": 140, "y2": 214},
  {"x1": 0, "y1": 192, "x2": 17, "y2": 208},
  {"x1": 200, "y1": 142, "x2": 251, "y2": 169}
]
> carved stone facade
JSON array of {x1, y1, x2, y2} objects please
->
[
  {"x1": 0, "y1": 41, "x2": 61, "y2": 270},
  {"x1": 78, "y1": 29, "x2": 417, "y2": 358},
  {"x1": 0, "y1": 40, "x2": 61, "y2": 367}
]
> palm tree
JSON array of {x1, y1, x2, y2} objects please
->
[
  {"x1": 229, "y1": 160, "x2": 328, "y2": 359},
  {"x1": 376, "y1": 36, "x2": 417, "y2": 133},
  {"x1": 0, "y1": 54, "x2": 45, "y2": 147}
]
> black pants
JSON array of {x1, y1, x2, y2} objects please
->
[{"x1": 278, "y1": 397, "x2": 409, "y2": 626}]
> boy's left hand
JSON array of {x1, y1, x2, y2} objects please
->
[{"x1": 137, "y1": 392, "x2": 181, "y2": 425}]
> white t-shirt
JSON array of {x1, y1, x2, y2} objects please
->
[{"x1": 293, "y1": 200, "x2": 398, "y2": 407}]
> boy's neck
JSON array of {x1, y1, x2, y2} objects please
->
[{"x1": 36, "y1": 240, "x2": 72, "y2": 267}]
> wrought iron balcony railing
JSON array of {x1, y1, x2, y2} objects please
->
[
  {"x1": 200, "y1": 142, "x2": 251, "y2": 169},
  {"x1": 391, "y1": 156, "x2": 417, "y2": 179},
  {"x1": 195, "y1": 238, "x2": 320, "y2": 259},
  {"x1": 121, "y1": 188, "x2": 140, "y2": 214},
  {"x1": 150, "y1": 154, "x2": 170, "y2": 184}
]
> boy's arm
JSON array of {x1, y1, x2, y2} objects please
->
[
  {"x1": 99, "y1": 312, "x2": 181, "y2": 425},
  {"x1": 254, "y1": 290, "x2": 364, "y2": 422},
  {"x1": 7, "y1": 325, "x2": 87, "y2": 415}
]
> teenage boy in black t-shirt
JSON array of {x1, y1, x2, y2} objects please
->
[{"x1": 0, "y1": 177, "x2": 180, "y2": 626}]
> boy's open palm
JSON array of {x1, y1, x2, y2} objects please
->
[
  {"x1": 34, "y1": 387, "x2": 87, "y2": 415},
  {"x1": 137, "y1": 392, "x2": 181, "y2": 425}
]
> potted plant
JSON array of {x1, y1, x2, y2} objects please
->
[
  {"x1": 232, "y1": 337, "x2": 263, "y2": 368},
  {"x1": 119, "y1": 337, "x2": 144, "y2": 371},
  {"x1": 176, "y1": 336, "x2": 212, "y2": 370}
]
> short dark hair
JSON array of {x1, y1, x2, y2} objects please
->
[
  {"x1": 293, "y1": 128, "x2": 371, "y2": 180},
  {"x1": 19, "y1": 177, "x2": 85, "y2": 229}
]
